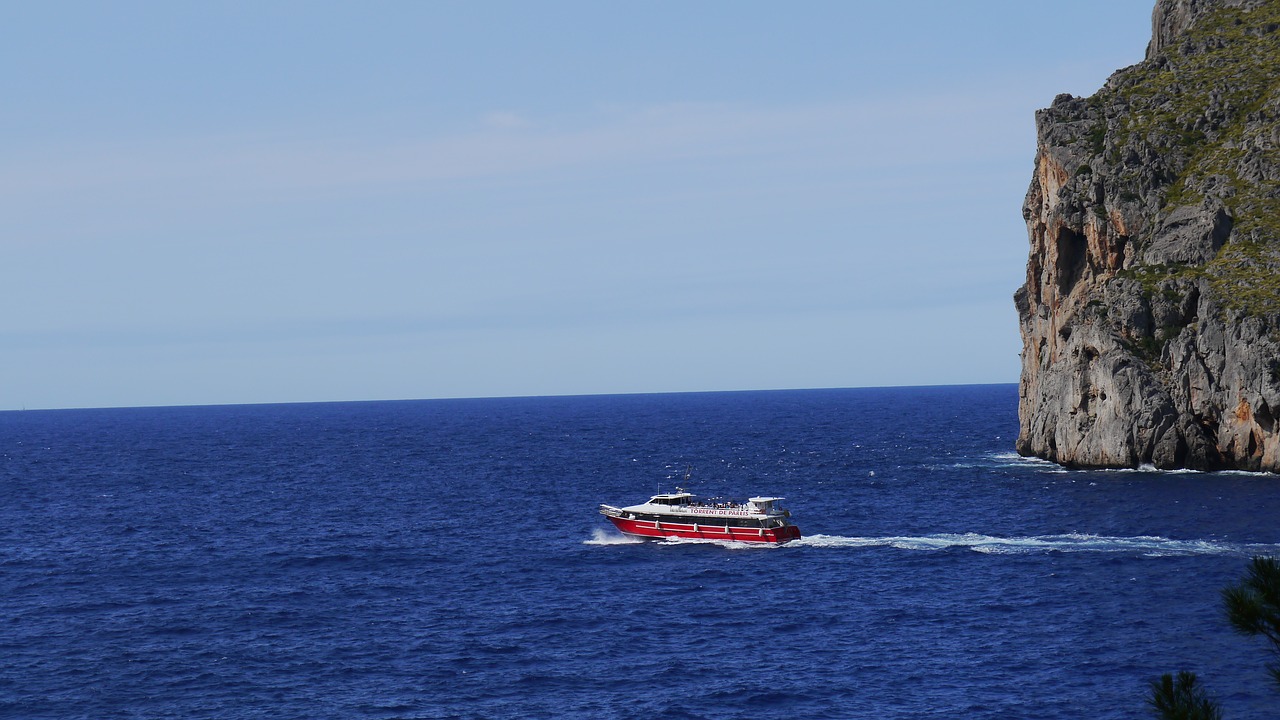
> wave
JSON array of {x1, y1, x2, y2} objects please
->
[
  {"x1": 1088, "y1": 463, "x2": 1203, "y2": 474},
  {"x1": 988, "y1": 452, "x2": 1280, "y2": 477},
  {"x1": 791, "y1": 532, "x2": 1280, "y2": 557},
  {"x1": 986, "y1": 452, "x2": 1069, "y2": 472},
  {"x1": 582, "y1": 528, "x2": 644, "y2": 545}
]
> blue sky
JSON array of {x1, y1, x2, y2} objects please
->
[{"x1": 3, "y1": 1, "x2": 1153, "y2": 410}]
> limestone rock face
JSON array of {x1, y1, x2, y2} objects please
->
[
  {"x1": 1147, "y1": 0, "x2": 1266, "y2": 58},
  {"x1": 1016, "y1": 0, "x2": 1280, "y2": 471}
]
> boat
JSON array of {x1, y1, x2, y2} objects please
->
[{"x1": 599, "y1": 488, "x2": 801, "y2": 544}]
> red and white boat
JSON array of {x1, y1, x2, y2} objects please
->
[{"x1": 599, "y1": 488, "x2": 801, "y2": 544}]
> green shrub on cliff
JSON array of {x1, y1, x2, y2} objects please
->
[{"x1": 1097, "y1": 2, "x2": 1280, "y2": 317}]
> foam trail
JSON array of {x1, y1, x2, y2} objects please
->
[
  {"x1": 654, "y1": 536, "x2": 773, "y2": 550},
  {"x1": 583, "y1": 528, "x2": 644, "y2": 545},
  {"x1": 990, "y1": 450, "x2": 1280, "y2": 477},
  {"x1": 987, "y1": 452, "x2": 1069, "y2": 472},
  {"x1": 792, "y1": 532, "x2": 1280, "y2": 557},
  {"x1": 584, "y1": 530, "x2": 774, "y2": 550}
]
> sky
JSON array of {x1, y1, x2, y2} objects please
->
[{"x1": 2, "y1": 1, "x2": 1155, "y2": 410}]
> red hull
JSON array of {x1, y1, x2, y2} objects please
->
[{"x1": 606, "y1": 515, "x2": 801, "y2": 544}]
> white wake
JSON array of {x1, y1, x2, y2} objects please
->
[
  {"x1": 791, "y1": 532, "x2": 1280, "y2": 557},
  {"x1": 582, "y1": 529, "x2": 770, "y2": 549},
  {"x1": 582, "y1": 528, "x2": 644, "y2": 545},
  {"x1": 988, "y1": 451, "x2": 1280, "y2": 476}
]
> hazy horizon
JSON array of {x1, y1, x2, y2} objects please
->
[{"x1": 6, "y1": 381, "x2": 1023, "y2": 413}]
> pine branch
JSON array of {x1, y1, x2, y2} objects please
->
[{"x1": 1148, "y1": 671, "x2": 1223, "y2": 720}]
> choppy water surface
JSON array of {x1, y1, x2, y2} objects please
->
[{"x1": 3, "y1": 385, "x2": 1279, "y2": 718}]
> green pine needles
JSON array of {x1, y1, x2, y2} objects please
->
[
  {"x1": 1222, "y1": 555, "x2": 1280, "y2": 687},
  {"x1": 1148, "y1": 555, "x2": 1280, "y2": 718},
  {"x1": 1148, "y1": 672, "x2": 1223, "y2": 720}
]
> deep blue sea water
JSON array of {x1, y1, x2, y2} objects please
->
[{"x1": 3, "y1": 384, "x2": 1280, "y2": 719}]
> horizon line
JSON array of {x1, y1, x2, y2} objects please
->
[{"x1": 1, "y1": 381, "x2": 1020, "y2": 414}]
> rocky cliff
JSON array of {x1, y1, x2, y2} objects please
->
[{"x1": 1015, "y1": 0, "x2": 1280, "y2": 470}]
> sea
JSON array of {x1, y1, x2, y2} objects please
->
[{"x1": 3, "y1": 383, "x2": 1280, "y2": 719}]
